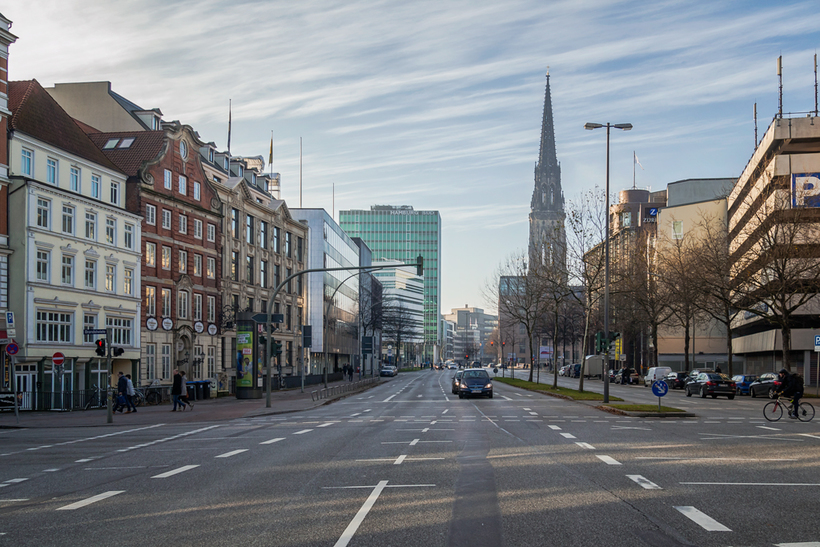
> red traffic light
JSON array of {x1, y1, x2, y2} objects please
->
[{"x1": 95, "y1": 339, "x2": 106, "y2": 356}]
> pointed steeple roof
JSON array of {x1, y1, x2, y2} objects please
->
[
  {"x1": 538, "y1": 71, "x2": 558, "y2": 175},
  {"x1": 531, "y1": 72, "x2": 563, "y2": 213}
]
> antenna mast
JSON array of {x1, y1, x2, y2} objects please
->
[
  {"x1": 777, "y1": 56, "x2": 783, "y2": 118},
  {"x1": 815, "y1": 53, "x2": 818, "y2": 117},
  {"x1": 754, "y1": 103, "x2": 758, "y2": 146}
]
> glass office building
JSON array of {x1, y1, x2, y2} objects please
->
[{"x1": 339, "y1": 205, "x2": 441, "y2": 362}]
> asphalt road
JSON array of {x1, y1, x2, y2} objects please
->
[{"x1": 1, "y1": 369, "x2": 818, "y2": 547}]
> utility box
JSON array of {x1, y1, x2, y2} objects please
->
[{"x1": 584, "y1": 355, "x2": 605, "y2": 379}]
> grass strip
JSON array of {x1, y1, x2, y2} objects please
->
[
  {"x1": 494, "y1": 377, "x2": 623, "y2": 401},
  {"x1": 605, "y1": 404, "x2": 685, "y2": 413}
]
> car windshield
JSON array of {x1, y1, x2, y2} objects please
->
[{"x1": 464, "y1": 370, "x2": 489, "y2": 379}]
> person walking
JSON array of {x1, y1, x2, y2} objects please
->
[
  {"x1": 348, "y1": 365, "x2": 353, "y2": 382},
  {"x1": 113, "y1": 371, "x2": 128, "y2": 413},
  {"x1": 125, "y1": 374, "x2": 137, "y2": 413},
  {"x1": 171, "y1": 369, "x2": 185, "y2": 411},
  {"x1": 179, "y1": 370, "x2": 193, "y2": 410}
]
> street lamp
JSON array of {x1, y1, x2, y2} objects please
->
[{"x1": 584, "y1": 121, "x2": 632, "y2": 403}]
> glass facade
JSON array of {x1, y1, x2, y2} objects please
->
[{"x1": 339, "y1": 205, "x2": 441, "y2": 360}]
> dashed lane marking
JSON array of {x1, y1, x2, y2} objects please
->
[
  {"x1": 56, "y1": 491, "x2": 124, "y2": 511},
  {"x1": 673, "y1": 506, "x2": 731, "y2": 532},
  {"x1": 627, "y1": 475, "x2": 662, "y2": 490},
  {"x1": 318, "y1": 423, "x2": 335, "y2": 428},
  {"x1": 596, "y1": 455, "x2": 622, "y2": 465},
  {"x1": 215, "y1": 449, "x2": 249, "y2": 458},
  {"x1": 260, "y1": 438, "x2": 285, "y2": 445},
  {"x1": 293, "y1": 429, "x2": 313, "y2": 435},
  {"x1": 548, "y1": 425, "x2": 561, "y2": 430},
  {"x1": 560, "y1": 433, "x2": 576, "y2": 439},
  {"x1": 152, "y1": 465, "x2": 200, "y2": 478},
  {"x1": 575, "y1": 442, "x2": 595, "y2": 449}
]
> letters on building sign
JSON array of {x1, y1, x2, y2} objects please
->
[{"x1": 792, "y1": 173, "x2": 820, "y2": 207}]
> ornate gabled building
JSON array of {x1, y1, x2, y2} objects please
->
[{"x1": 529, "y1": 73, "x2": 567, "y2": 273}]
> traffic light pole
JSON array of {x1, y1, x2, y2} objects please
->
[
  {"x1": 106, "y1": 327, "x2": 113, "y2": 424},
  {"x1": 263, "y1": 256, "x2": 423, "y2": 408}
]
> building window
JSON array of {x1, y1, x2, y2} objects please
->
[
  {"x1": 105, "y1": 218, "x2": 116, "y2": 245},
  {"x1": 110, "y1": 181, "x2": 120, "y2": 205},
  {"x1": 146, "y1": 344, "x2": 156, "y2": 379},
  {"x1": 161, "y1": 288, "x2": 171, "y2": 317},
  {"x1": 106, "y1": 316, "x2": 133, "y2": 345},
  {"x1": 161, "y1": 246, "x2": 171, "y2": 270},
  {"x1": 207, "y1": 346, "x2": 216, "y2": 377},
  {"x1": 231, "y1": 251, "x2": 238, "y2": 281},
  {"x1": 193, "y1": 346, "x2": 203, "y2": 378},
  {"x1": 194, "y1": 219, "x2": 202, "y2": 239},
  {"x1": 37, "y1": 198, "x2": 50, "y2": 229},
  {"x1": 207, "y1": 296, "x2": 216, "y2": 323},
  {"x1": 36, "y1": 250, "x2": 49, "y2": 282},
  {"x1": 672, "y1": 220, "x2": 683, "y2": 240},
  {"x1": 179, "y1": 250, "x2": 187, "y2": 273},
  {"x1": 145, "y1": 204, "x2": 156, "y2": 225},
  {"x1": 194, "y1": 293, "x2": 202, "y2": 321},
  {"x1": 62, "y1": 205, "x2": 74, "y2": 234},
  {"x1": 61, "y1": 255, "x2": 74, "y2": 285},
  {"x1": 36, "y1": 310, "x2": 73, "y2": 342},
  {"x1": 297, "y1": 237, "x2": 303, "y2": 261},
  {"x1": 162, "y1": 209, "x2": 171, "y2": 229},
  {"x1": 286, "y1": 304, "x2": 292, "y2": 330},
  {"x1": 70, "y1": 167, "x2": 81, "y2": 192},
  {"x1": 207, "y1": 257, "x2": 216, "y2": 279},
  {"x1": 164, "y1": 169, "x2": 172, "y2": 190},
  {"x1": 178, "y1": 175, "x2": 187, "y2": 195},
  {"x1": 146, "y1": 242, "x2": 156, "y2": 267},
  {"x1": 124, "y1": 267, "x2": 133, "y2": 296},
  {"x1": 83, "y1": 314, "x2": 97, "y2": 343},
  {"x1": 91, "y1": 174, "x2": 101, "y2": 199},
  {"x1": 124, "y1": 224, "x2": 134, "y2": 249},
  {"x1": 161, "y1": 344, "x2": 171, "y2": 379},
  {"x1": 297, "y1": 274, "x2": 303, "y2": 295},
  {"x1": 105, "y1": 264, "x2": 115, "y2": 292},
  {"x1": 231, "y1": 208, "x2": 239, "y2": 239},
  {"x1": 179, "y1": 140, "x2": 188, "y2": 160},
  {"x1": 178, "y1": 290, "x2": 189, "y2": 320},
  {"x1": 145, "y1": 286, "x2": 156, "y2": 316},
  {"x1": 84, "y1": 260, "x2": 96, "y2": 289},
  {"x1": 47, "y1": 158, "x2": 58, "y2": 185},
  {"x1": 273, "y1": 226, "x2": 280, "y2": 253},
  {"x1": 21, "y1": 148, "x2": 33, "y2": 176},
  {"x1": 84, "y1": 213, "x2": 98, "y2": 241},
  {"x1": 260, "y1": 260, "x2": 268, "y2": 288},
  {"x1": 246, "y1": 256, "x2": 254, "y2": 284},
  {"x1": 207, "y1": 223, "x2": 215, "y2": 242},
  {"x1": 246, "y1": 215, "x2": 254, "y2": 245},
  {"x1": 274, "y1": 263, "x2": 280, "y2": 288},
  {"x1": 260, "y1": 221, "x2": 268, "y2": 249},
  {"x1": 286, "y1": 267, "x2": 292, "y2": 293},
  {"x1": 179, "y1": 214, "x2": 187, "y2": 234},
  {"x1": 194, "y1": 181, "x2": 201, "y2": 201},
  {"x1": 194, "y1": 254, "x2": 202, "y2": 277}
]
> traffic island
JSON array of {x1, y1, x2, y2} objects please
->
[
  {"x1": 598, "y1": 403, "x2": 695, "y2": 418},
  {"x1": 494, "y1": 377, "x2": 624, "y2": 402}
]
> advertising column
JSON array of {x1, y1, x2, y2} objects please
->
[{"x1": 235, "y1": 320, "x2": 260, "y2": 399}]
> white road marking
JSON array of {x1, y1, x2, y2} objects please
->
[
  {"x1": 501, "y1": 396, "x2": 513, "y2": 401},
  {"x1": 560, "y1": 433, "x2": 576, "y2": 439},
  {"x1": 4, "y1": 479, "x2": 28, "y2": 484},
  {"x1": 442, "y1": 409, "x2": 448, "y2": 414},
  {"x1": 260, "y1": 438, "x2": 286, "y2": 445},
  {"x1": 215, "y1": 449, "x2": 248, "y2": 458},
  {"x1": 548, "y1": 425, "x2": 561, "y2": 430},
  {"x1": 57, "y1": 491, "x2": 124, "y2": 510},
  {"x1": 417, "y1": 395, "x2": 423, "y2": 398},
  {"x1": 318, "y1": 423, "x2": 335, "y2": 428},
  {"x1": 775, "y1": 542, "x2": 820, "y2": 547},
  {"x1": 757, "y1": 426, "x2": 780, "y2": 431},
  {"x1": 117, "y1": 425, "x2": 221, "y2": 453},
  {"x1": 394, "y1": 455, "x2": 407, "y2": 465},
  {"x1": 409, "y1": 439, "x2": 419, "y2": 446},
  {"x1": 0, "y1": 499, "x2": 28, "y2": 503},
  {"x1": 42, "y1": 469, "x2": 60, "y2": 472},
  {"x1": 350, "y1": 413, "x2": 361, "y2": 417},
  {"x1": 152, "y1": 465, "x2": 199, "y2": 478},
  {"x1": 681, "y1": 482, "x2": 820, "y2": 486},
  {"x1": 383, "y1": 394, "x2": 397, "y2": 402},
  {"x1": 673, "y1": 506, "x2": 731, "y2": 531},
  {"x1": 523, "y1": 408, "x2": 531, "y2": 411},
  {"x1": 75, "y1": 459, "x2": 94, "y2": 463},
  {"x1": 422, "y1": 428, "x2": 429, "y2": 433},
  {"x1": 799, "y1": 434, "x2": 820, "y2": 440},
  {"x1": 627, "y1": 475, "x2": 662, "y2": 490},
  {"x1": 529, "y1": 412, "x2": 538, "y2": 415},
  {"x1": 575, "y1": 442, "x2": 595, "y2": 449},
  {"x1": 293, "y1": 429, "x2": 313, "y2": 435},
  {"x1": 596, "y1": 455, "x2": 622, "y2": 465}
]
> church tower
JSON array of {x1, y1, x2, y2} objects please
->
[{"x1": 529, "y1": 72, "x2": 567, "y2": 274}]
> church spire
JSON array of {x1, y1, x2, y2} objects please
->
[
  {"x1": 531, "y1": 71, "x2": 563, "y2": 213},
  {"x1": 538, "y1": 71, "x2": 558, "y2": 176}
]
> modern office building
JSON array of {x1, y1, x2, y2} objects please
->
[
  {"x1": 338, "y1": 205, "x2": 441, "y2": 363},
  {"x1": 372, "y1": 259, "x2": 424, "y2": 366}
]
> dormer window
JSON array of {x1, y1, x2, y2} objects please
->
[
  {"x1": 209, "y1": 149, "x2": 214, "y2": 162},
  {"x1": 252, "y1": 173, "x2": 257, "y2": 184},
  {"x1": 223, "y1": 157, "x2": 229, "y2": 170},
  {"x1": 238, "y1": 165, "x2": 243, "y2": 177}
]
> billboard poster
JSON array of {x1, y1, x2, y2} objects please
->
[
  {"x1": 236, "y1": 323, "x2": 254, "y2": 388},
  {"x1": 792, "y1": 173, "x2": 820, "y2": 207}
]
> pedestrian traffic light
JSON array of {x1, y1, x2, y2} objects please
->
[
  {"x1": 95, "y1": 339, "x2": 106, "y2": 356},
  {"x1": 272, "y1": 340, "x2": 283, "y2": 356},
  {"x1": 112, "y1": 347, "x2": 124, "y2": 357},
  {"x1": 416, "y1": 254, "x2": 424, "y2": 276}
]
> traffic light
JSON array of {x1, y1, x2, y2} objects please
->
[
  {"x1": 609, "y1": 332, "x2": 621, "y2": 356},
  {"x1": 416, "y1": 255, "x2": 424, "y2": 276},
  {"x1": 112, "y1": 347, "x2": 124, "y2": 357},
  {"x1": 490, "y1": 341, "x2": 494, "y2": 347},
  {"x1": 272, "y1": 340, "x2": 283, "y2": 356},
  {"x1": 95, "y1": 339, "x2": 106, "y2": 356}
]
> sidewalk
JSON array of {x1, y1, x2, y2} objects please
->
[{"x1": 0, "y1": 377, "x2": 383, "y2": 428}]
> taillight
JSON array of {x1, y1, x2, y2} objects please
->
[
  {"x1": 730, "y1": 383, "x2": 736, "y2": 388},
  {"x1": 706, "y1": 381, "x2": 716, "y2": 386}
]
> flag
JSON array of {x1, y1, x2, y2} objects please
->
[
  {"x1": 634, "y1": 151, "x2": 644, "y2": 170},
  {"x1": 227, "y1": 100, "x2": 232, "y2": 153}
]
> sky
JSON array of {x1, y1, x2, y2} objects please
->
[{"x1": 8, "y1": 0, "x2": 820, "y2": 315}]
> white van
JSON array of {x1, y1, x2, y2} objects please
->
[
  {"x1": 584, "y1": 355, "x2": 606, "y2": 378},
  {"x1": 644, "y1": 366, "x2": 672, "y2": 387}
]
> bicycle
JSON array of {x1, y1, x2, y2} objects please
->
[
  {"x1": 83, "y1": 386, "x2": 109, "y2": 410},
  {"x1": 763, "y1": 394, "x2": 815, "y2": 422},
  {"x1": 137, "y1": 380, "x2": 163, "y2": 405}
]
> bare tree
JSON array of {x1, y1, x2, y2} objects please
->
[{"x1": 381, "y1": 300, "x2": 422, "y2": 367}]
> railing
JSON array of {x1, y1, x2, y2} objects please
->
[{"x1": 311, "y1": 377, "x2": 379, "y2": 402}]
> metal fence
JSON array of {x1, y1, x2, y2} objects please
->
[
  {"x1": 0, "y1": 386, "x2": 173, "y2": 412},
  {"x1": 310, "y1": 377, "x2": 379, "y2": 402}
]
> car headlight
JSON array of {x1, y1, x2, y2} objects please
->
[
  {"x1": 460, "y1": 383, "x2": 467, "y2": 389},
  {"x1": 485, "y1": 383, "x2": 492, "y2": 389}
]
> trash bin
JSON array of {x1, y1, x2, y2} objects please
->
[
  {"x1": 187, "y1": 381, "x2": 201, "y2": 401},
  {"x1": 199, "y1": 381, "x2": 211, "y2": 400}
]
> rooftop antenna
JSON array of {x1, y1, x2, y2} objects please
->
[
  {"x1": 814, "y1": 53, "x2": 818, "y2": 117},
  {"x1": 777, "y1": 55, "x2": 783, "y2": 118},
  {"x1": 227, "y1": 99, "x2": 232, "y2": 155},
  {"x1": 269, "y1": 130, "x2": 273, "y2": 178},
  {"x1": 754, "y1": 103, "x2": 758, "y2": 146},
  {"x1": 300, "y1": 137, "x2": 303, "y2": 208},
  {"x1": 632, "y1": 151, "x2": 643, "y2": 189}
]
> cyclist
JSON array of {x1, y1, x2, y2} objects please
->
[{"x1": 776, "y1": 368, "x2": 803, "y2": 419}]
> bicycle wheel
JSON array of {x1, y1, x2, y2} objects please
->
[
  {"x1": 797, "y1": 402, "x2": 815, "y2": 422},
  {"x1": 763, "y1": 401, "x2": 783, "y2": 421},
  {"x1": 146, "y1": 391, "x2": 161, "y2": 405},
  {"x1": 132, "y1": 391, "x2": 144, "y2": 407}
]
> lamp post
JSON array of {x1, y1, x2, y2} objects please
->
[{"x1": 584, "y1": 122, "x2": 632, "y2": 403}]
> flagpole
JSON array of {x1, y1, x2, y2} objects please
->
[
  {"x1": 227, "y1": 99, "x2": 232, "y2": 155},
  {"x1": 299, "y1": 137, "x2": 303, "y2": 208}
]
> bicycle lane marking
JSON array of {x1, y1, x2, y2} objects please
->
[{"x1": 0, "y1": 424, "x2": 166, "y2": 457}]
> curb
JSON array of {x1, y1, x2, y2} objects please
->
[{"x1": 594, "y1": 405, "x2": 697, "y2": 418}]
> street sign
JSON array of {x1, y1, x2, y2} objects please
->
[
  {"x1": 815, "y1": 335, "x2": 820, "y2": 352},
  {"x1": 252, "y1": 313, "x2": 284, "y2": 324},
  {"x1": 53, "y1": 352, "x2": 65, "y2": 366},
  {"x1": 5, "y1": 311, "x2": 14, "y2": 328},
  {"x1": 5, "y1": 342, "x2": 18, "y2": 355},
  {"x1": 362, "y1": 336, "x2": 372, "y2": 354},
  {"x1": 651, "y1": 380, "x2": 668, "y2": 397},
  {"x1": 619, "y1": 354, "x2": 626, "y2": 362},
  {"x1": 6, "y1": 328, "x2": 16, "y2": 337},
  {"x1": 83, "y1": 328, "x2": 108, "y2": 335}
]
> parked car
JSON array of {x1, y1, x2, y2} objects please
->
[
  {"x1": 732, "y1": 374, "x2": 758, "y2": 396},
  {"x1": 749, "y1": 372, "x2": 781, "y2": 398},
  {"x1": 685, "y1": 372, "x2": 736, "y2": 399},
  {"x1": 664, "y1": 371, "x2": 688, "y2": 390},
  {"x1": 569, "y1": 364, "x2": 582, "y2": 378},
  {"x1": 451, "y1": 370, "x2": 464, "y2": 394},
  {"x1": 559, "y1": 364, "x2": 571, "y2": 376},
  {"x1": 454, "y1": 368, "x2": 493, "y2": 399},
  {"x1": 684, "y1": 369, "x2": 716, "y2": 389},
  {"x1": 644, "y1": 366, "x2": 673, "y2": 387},
  {"x1": 614, "y1": 368, "x2": 639, "y2": 385}
]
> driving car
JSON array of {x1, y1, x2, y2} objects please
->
[
  {"x1": 559, "y1": 364, "x2": 571, "y2": 376},
  {"x1": 454, "y1": 368, "x2": 493, "y2": 398},
  {"x1": 451, "y1": 370, "x2": 464, "y2": 394},
  {"x1": 732, "y1": 374, "x2": 758, "y2": 396},
  {"x1": 664, "y1": 371, "x2": 688, "y2": 389},
  {"x1": 685, "y1": 372, "x2": 736, "y2": 399},
  {"x1": 380, "y1": 365, "x2": 397, "y2": 377},
  {"x1": 749, "y1": 372, "x2": 781, "y2": 398}
]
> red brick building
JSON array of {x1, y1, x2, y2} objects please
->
[{"x1": 0, "y1": 13, "x2": 17, "y2": 375}]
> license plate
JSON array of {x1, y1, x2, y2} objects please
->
[
  {"x1": 719, "y1": 383, "x2": 726, "y2": 386},
  {"x1": 471, "y1": 389, "x2": 482, "y2": 393}
]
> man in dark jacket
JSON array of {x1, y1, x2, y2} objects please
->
[
  {"x1": 777, "y1": 368, "x2": 803, "y2": 419},
  {"x1": 113, "y1": 372, "x2": 128, "y2": 413},
  {"x1": 171, "y1": 369, "x2": 186, "y2": 411}
]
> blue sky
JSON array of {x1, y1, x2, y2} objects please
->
[{"x1": 9, "y1": 0, "x2": 820, "y2": 314}]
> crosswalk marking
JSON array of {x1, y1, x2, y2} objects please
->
[
  {"x1": 674, "y1": 506, "x2": 731, "y2": 531},
  {"x1": 56, "y1": 491, "x2": 124, "y2": 510},
  {"x1": 152, "y1": 465, "x2": 199, "y2": 478}
]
